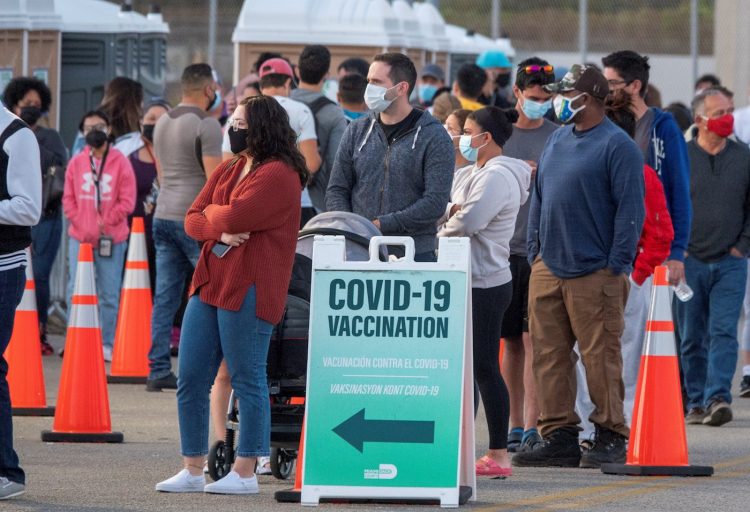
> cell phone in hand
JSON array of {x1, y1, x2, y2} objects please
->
[{"x1": 211, "y1": 242, "x2": 232, "y2": 258}]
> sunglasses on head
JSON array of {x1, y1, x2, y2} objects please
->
[{"x1": 520, "y1": 65, "x2": 554, "y2": 75}]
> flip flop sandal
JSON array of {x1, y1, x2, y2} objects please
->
[{"x1": 475, "y1": 456, "x2": 512, "y2": 477}]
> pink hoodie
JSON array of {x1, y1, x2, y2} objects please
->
[{"x1": 63, "y1": 145, "x2": 136, "y2": 246}]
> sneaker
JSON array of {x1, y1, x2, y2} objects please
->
[
  {"x1": 102, "y1": 346, "x2": 112, "y2": 363},
  {"x1": 685, "y1": 407, "x2": 707, "y2": 424},
  {"x1": 146, "y1": 372, "x2": 178, "y2": 392},
  {"x1": 256, "y1": 456, "x2": 272, "y2": 475},
  {"x1": 702, "y1": 398, "x2": 733, "y2": 426},
  {"x1": 740, "y1": 376, "x2": 750, "y2": 398},
  {"x1": 520, "y1": 429, "x2": 542, "y2": 452},
  {"x1": 579, "y1": 426, "x2": 626, "y2": 468},
  {"x1": 155, "y1": 469, "x2": 205, "y2": 493},
  {"x1": 512, "y1": 427, "x2": 581, "y2": 467},
  {"x1": 507, "y1": 427, "x2": 524, "y2": 453},
  {"x1": 204, "y1": 471, "x2": 259, "y2": 495},
  {"x1": 0, "y1": 477, "x2": 25, "y2": 500}
]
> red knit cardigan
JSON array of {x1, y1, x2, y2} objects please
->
[{"x1": 185, "y1": 156, "x2": 301, "y2": 324}]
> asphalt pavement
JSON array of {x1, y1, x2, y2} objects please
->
[{"x1": 8, "y1": 334, "x2": 750, "y2": 512}]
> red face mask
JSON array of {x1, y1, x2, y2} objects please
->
[{"x1": 706, "y1": 114, "x2": 734, "y2": 138}]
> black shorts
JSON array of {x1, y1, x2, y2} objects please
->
[{"x1": 501, "y1": 254, "x2": 531, "y2": 339}]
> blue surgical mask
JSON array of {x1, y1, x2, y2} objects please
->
[
  {"x1": 521, "y1": 97, "x2": 552, "y2": 120},
  {"x1": 207, "y1": 89, "x2": 222, "y2": 112},
  {"x1": 458, "y1": 133, "x2": 488, "y2": 162},
  {"x1": 553, "y1": 92, "x2": 586, "y2": 124},
  {"x1": 418, "y1": 84, "x2": 438, "y2": 104}
]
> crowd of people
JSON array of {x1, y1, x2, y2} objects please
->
[{"x1": 1, "y1": 43, "x2": 750, "y2": 499}]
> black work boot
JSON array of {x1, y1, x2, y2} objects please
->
[
  {"x1": 579, "y1": 425, "x2": 626, "y2": 468},
  {"x1": 511, "y1": 427, "x2": 581, "y2": 467}
]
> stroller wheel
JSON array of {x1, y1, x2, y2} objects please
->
[
  {"x1": 208, "y1": 440, "x2": 232, "y2": 481},
  {"x1": 270, "y1": 447, "x2": 296, "y2": 480}
]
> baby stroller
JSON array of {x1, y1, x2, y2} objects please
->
[{"x1": 207, "y1": 212, "x2": 384, "y2": 481}]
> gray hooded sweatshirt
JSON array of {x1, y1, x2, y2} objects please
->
[
  {"x1": 326, "y1": 110, "x2": 455, "y2": 254},
  {"x1": 438, "y1": 155, "x2": 531, "y2": 288}
]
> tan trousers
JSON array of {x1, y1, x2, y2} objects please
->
[{"x1": 528, "y1": 258, "x2": 630, "y2": 438}]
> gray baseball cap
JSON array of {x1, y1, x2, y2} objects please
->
[{"x1": 421, "y1": 64, "x2": 445, "y2": 82}]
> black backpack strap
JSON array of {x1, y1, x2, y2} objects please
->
[{"x1": 0, "y1": 120, "x2": 27, "y2": 154}]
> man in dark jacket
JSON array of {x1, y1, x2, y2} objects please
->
[
  {"x1": 326, "y1": 52, "x2": 454, "y2": 262},
  {"x1": 676, "y1": 88, "x2": 750, "y2": 427}
]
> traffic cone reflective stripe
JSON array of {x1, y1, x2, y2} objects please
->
[
  {"x1": 601, "y1": 265, "x2": 711, "y2": 477},
  {"x1": 5, "y1": 249, "x2": 55, "y2": 416},
  {"x1": 41, "y1": 243, "x2": 123, "y2": 443},
  {"x1": 110, "y1": 217, "x2": 152, "y2": 383}
]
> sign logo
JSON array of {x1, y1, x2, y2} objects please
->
[{"x1": 364, "y1": 464, "x2": 398, "y2": 480}]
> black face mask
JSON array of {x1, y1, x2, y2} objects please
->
[
  {"x1": 19, "y1": 106, "x2": 42, "y2": 127},
  {"x1": 228, "y1": 128, "x2": 249, "y2": 155},
  {"x1": 142, "y1": 124, "x2": 155, "y2": 144},
  {"x1": 495, "y1": 73, "x2": 511, "y2": 89},
  {"x1": 85, "y1": 130, "x2": 109, "y2": 149}
]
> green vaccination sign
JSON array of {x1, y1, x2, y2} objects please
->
[{"x1": 303, "y1": 269, "x2": 468, "y2": 489}]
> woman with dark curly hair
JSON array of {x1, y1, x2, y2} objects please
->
[
  {"x1": 2, "y1": 77, "x2": 67, "y2": 355},
  {"x1": 155, "y1": 95, "x2": 306, "y2": 495}
]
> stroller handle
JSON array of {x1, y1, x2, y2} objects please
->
[{"x1": 368, "y1": 236, "x2": 415, "y2": 262}]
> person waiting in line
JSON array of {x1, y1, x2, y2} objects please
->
[
  {"x1": 417, "y1": 63, "x2": 447, "y2": 109},
  {"x1": 115, "y1": 99, "x2": 172, "y2": 292},
  {"x1": 432, "y1": 92, "x2": 463, "y2": 124},
  {"x1": 62, "y1": 110, "x2": 136, "y2": 363},
  {"x1": 2, "y1": 77, "x2": 68, "y2": 355},
  {"x1": 326, "y1": 52, "x2": 454, "y2": 262},
  {"x1": 99, "y1": 76, "x2": 145, "y2": 143},
  {"x1": 500, "y1": 58, "x2": 559, "y2": 454},
  {"x1": 438, "y1": 107, "x2": 531, "y2": 477},
  {"x1": 453, "y1": 64, "x2": 488, "y2": 112},
  {"x1": 337, "y1": 73, "x2": 369, "y2": 122},
  {"x1": 443, "y1": 108, "x2": 471, "y2": 170},
  {"x1": 156, "y1": 95, "x2": 305, "y2": 495},
  {"x1": 476, "y1": 50, "x2": 514, "y2": 109}
]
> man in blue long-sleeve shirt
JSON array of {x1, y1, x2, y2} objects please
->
[{"x1": 513, "y1": 65, "x2": 645, "y2": 470}]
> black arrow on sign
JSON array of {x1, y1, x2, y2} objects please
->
[{"x1": 332, "y1": 408, "x2": 435, "y2": 453}]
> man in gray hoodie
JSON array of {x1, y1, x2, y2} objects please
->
[{"x1": 326, "y1": 52, "x2": 454, "y2": 261}]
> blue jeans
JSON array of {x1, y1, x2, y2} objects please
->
[
  {"x1": 31, "y1": 214, "x2": 62, "y2": 327},
  {"x1": 149, "y1": 219, "x2": 201, "y2": 379},
  {"x1": 67, "y1": 238, "x2": 127, "y2": 349},
  {"x1": 674, "y1": 254, "x2": 746, "y2": 409},
  {"x1": 177, "y1": 287, "x2": 273, "y2": 457},
  {"x1": 0, "y1": 265, "x2": 27, "y2": 484}
]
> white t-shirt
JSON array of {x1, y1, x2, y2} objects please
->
[{"x1": 222, "y1": 95, "x2": 317, "y2": 207}]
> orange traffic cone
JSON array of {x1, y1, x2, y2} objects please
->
[
  {"x1": 109, "y1": 217, "x2": 152, "y2": 384},
  {"x1": 5, "y1": 249, "x2": 54, "y2": 416},
  {"x1": 602, "y1": 266, "x2": 712, "y2": 476},
  {"x1": 41, "y1": 243, "x2": 123, "y2": 443},
  {"x1": 275, "y1": 415, "x2": 306, "y2": 503}
]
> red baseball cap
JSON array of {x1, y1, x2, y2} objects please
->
[{"x1": 259, "y1": 58, "x2": 294, "y2": 79}]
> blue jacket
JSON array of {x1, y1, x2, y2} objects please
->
[
  {"x1": 645, "y1": 108, "x2": 692, "y2": 262},
  {"x1": 326, "y1": 110, "x2": 454, "y2": 254}
]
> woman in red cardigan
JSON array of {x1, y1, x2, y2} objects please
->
[{"x1": 156, "y1": 95, "x2": 306, "y2": 495}]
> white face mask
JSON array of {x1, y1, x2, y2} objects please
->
[{"x1": 365, "y1": 83, "x2": 400, "y2": 113}]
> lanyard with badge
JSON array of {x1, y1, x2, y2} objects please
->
[{"x1": 89, "y1": 146, "x2": 113, "y2": 258}]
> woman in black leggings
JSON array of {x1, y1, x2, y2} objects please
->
[{"x1": 438, "y1": 106, "x2": 532, "y2": 477}]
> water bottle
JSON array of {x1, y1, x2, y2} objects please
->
[{"x1": 672, "y1": 280, "x2": 694, "y2": 302}]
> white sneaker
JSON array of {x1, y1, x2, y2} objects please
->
[
  {"x1": 204, "y1": 471, "x2": 259, "y2": 494},
  {"x1": 102, "y1": 346, "x2": 112, "y2": 363},
  {"x1": 155, "y1": 469, "x2": 205, "y2": 493},
  {"x1": 0, "y1": 477, "x2": 25, "y2": 500},
  {"x1": 256, "y1": 456, "x2": 272, "y2": 475}
]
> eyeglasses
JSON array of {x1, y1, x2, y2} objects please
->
[
  {"x1": 607, "y1": 79, "x2": 631, "y2": 88},
  {"x1": 520, "y1": 65, "x2": 554, "y2": 75},
  {"x1": 82, "y1": 124, "x2": 107, "y2": 134}
]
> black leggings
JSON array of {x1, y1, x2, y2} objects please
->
[{"x1": 472, "y1": 283, "x2": 512, "y2": 450}]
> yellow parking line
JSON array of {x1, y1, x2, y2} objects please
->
[{"x1": 474, "y1": 454, "x2": 750, "y2": 511}]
